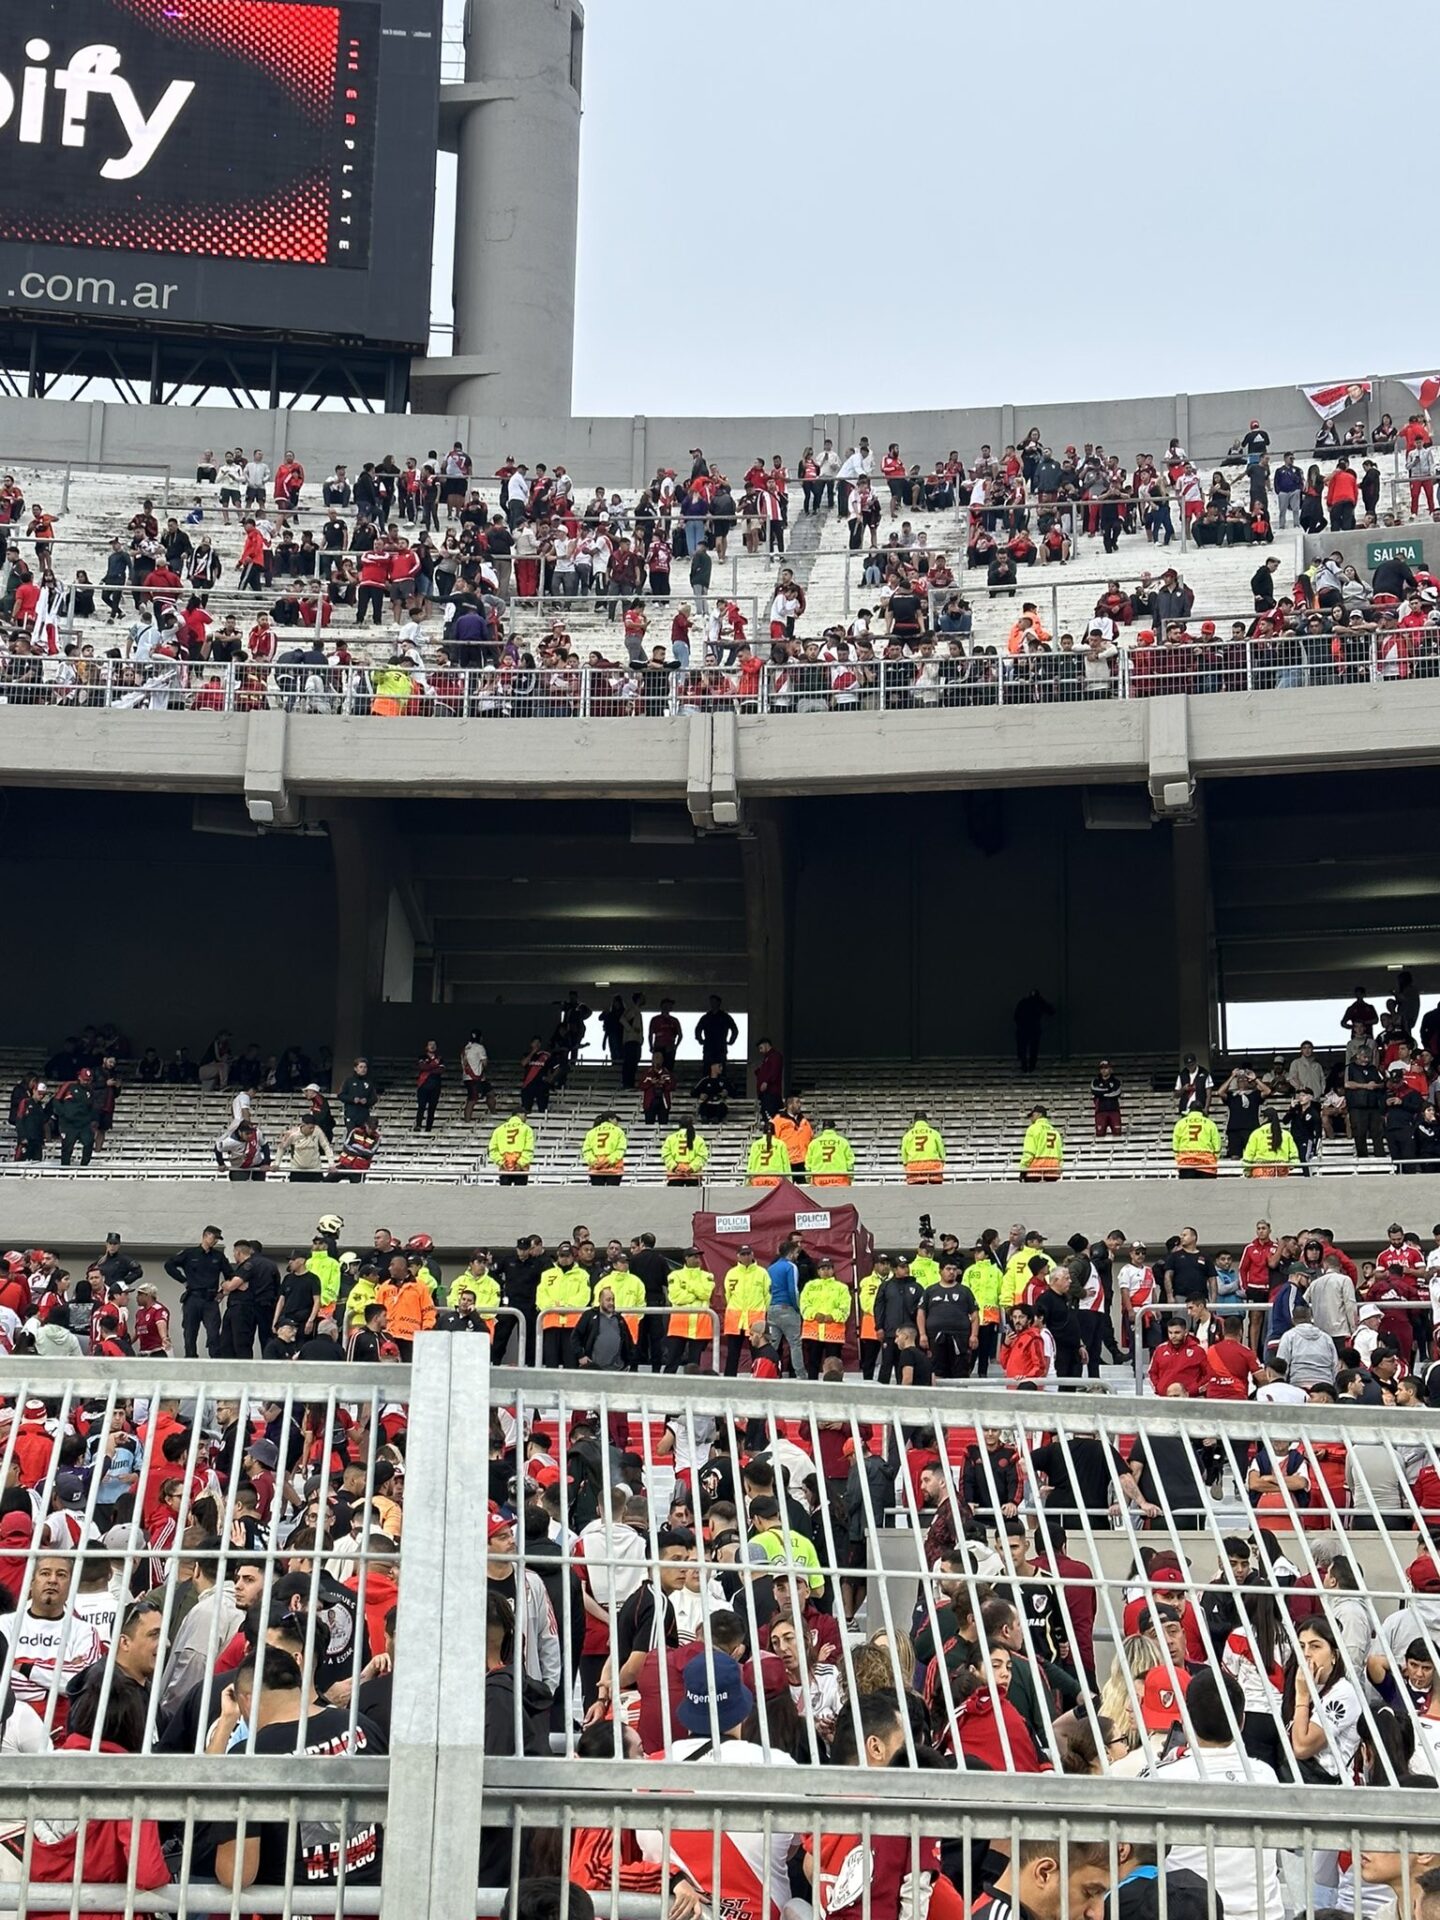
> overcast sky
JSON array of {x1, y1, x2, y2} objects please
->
[{"x1": 435, "y1": 0, "x2": 1439, "y2": 417}]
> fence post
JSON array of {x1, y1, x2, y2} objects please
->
[{"x1": 380, "y1": 1336, "x2": 491, "y2": 1920}]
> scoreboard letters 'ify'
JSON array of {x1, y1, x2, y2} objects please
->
[{"x1": 0, "y1": 0, "x2": 439, "y2": 349}]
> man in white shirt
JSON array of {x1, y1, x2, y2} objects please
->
[
  {"x1": 505, "y1": 466, "x2": 531, "y2": 526},
  {"x1": 1151, "y1": 1668, "x2": 1283, "y2": 1920},
  {"x1": 0, "y1": 1557, "x2": 106, "y2": 1717}
]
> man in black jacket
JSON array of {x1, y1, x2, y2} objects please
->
[
  {"x1": 628, "y1": 1232, "x2": 671, "y2": 1374},
  {"x1": 163, "y1": 1227, "x2": 233, "y2": 1357},
  {"x1": 338, "y1": 1059, "x2": 376, "y2": 1131},
  {"x1": 219, "y1": 1239, "x2": 281, "y2": 1360},
  {"x1": 1385, "y1": 1065, "x2": 1423, "y2": 1169},
  {"x1": 1036, "y1": 1265, "x2": 1086, "y2": 1385},
  {"x1": 873, "y1": 1258, "x2": 924, "y2": 1384},
  {"x1": 573, "y1": 1287, "x2": 635, "y2": 1372},
  {"x1": 500, "y1": 1235, "x2": 545, "y2": 1365}
]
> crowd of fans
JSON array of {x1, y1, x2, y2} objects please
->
[
  {"x1": 3, "y1": 1191, "x2": 1440, "y2": 1920},
  {"x1": 0, "y1": 415, "x2": 1435, "y2": 716}
]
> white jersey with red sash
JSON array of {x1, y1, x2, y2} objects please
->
[{"x1": 637, "y1": 1739, "x2": 796, "y2": 1919}]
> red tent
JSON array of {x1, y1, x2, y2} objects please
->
[{"x1": 691, "y1": 1180, "x2": 875, "y2": 1367}]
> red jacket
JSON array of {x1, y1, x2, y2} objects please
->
[
  {"x1": 953, "y1": 1687, "x2": 1045, "y2": 1771},
  {"x1": 239, "y1": 527, "x2": 266, "y2": 568},
  {"x1": 27, "y1": 1738, "x2": 168, "y2": 1920},
  {"x1": 1238, "y1": 1237, "x2": 1277, "y2": 1298},
  {"x1": 1149, "y1": 1335, "x2": 1209, "y2": 1398}
]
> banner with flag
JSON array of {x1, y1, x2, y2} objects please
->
[
  {"x1": 1402, "y1": 376, "x2": 1440, "y2": 412},
  {"x1": 1300, "y1": 380, "x2": 1371, "y2": 421}
]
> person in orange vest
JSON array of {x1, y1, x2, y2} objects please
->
[
  {"x1": 375, "y1": 1251, "x2": 436, "y2": 1360},
  {"x1": 772, "y1": 1096, "x2": 814, "y2": 1178}
]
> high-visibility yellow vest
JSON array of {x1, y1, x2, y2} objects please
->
[
  {"x1": 488, "y1": 1116, "x2": 534, "y2": 1170},
  {"x1": 1172, "y1": 1112, "x2": 1221, "y2": 1174}
]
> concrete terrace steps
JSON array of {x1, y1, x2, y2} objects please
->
[
  {"x1": 6, "y1": 465, "x2": 1296, "y2": 671},
  {"x1": 0, "y1": 1053, "x2": 1382, "y2": 1185}
]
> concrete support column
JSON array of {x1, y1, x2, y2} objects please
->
[
  {"x1": 741, "y1": 802, "x2": 793, "y2": 1067},
  {"x1": 1172, "y1": 795, "x2": 1218, "y2": 1061},
  {"x1": 630, "y1": 416, "x2": 648, "y2": 490},
  {"x1": 446, "y1": 1, "x2": 582, "y2": 419},
  {"x1": 328, "y1": 802, "x2": 399, "y2": 1071}
]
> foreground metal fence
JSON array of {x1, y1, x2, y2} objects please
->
[
  {"x1": 6, "y1": 1353, "x2": 1440, "y2": 1920},
  {"x1": 0, "y1": 636, "x2": 1434, "y2": 717}
]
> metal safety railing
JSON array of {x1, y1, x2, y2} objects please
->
[
  {"x1": 7, "y1": 1351, "x2": 1440, "y2": 1920},
  {"x1": 8, "y1": 637, "x2": 1426, "y2": 717}
]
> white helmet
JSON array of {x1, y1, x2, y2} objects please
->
[
  {"x1": 317, "y1": 1214, "x2": 344, "y2": 1237},
  {"x1": 339, "y1": 1250, "x2": 360, "y2": 1268}
]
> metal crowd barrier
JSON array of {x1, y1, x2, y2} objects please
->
[
  {"x1": 6, "y1": 1351, "x2": 1440, "y2": 1920},
  {"x1": 4, "y1": 639, "x2": 1426, "y2": 717}
]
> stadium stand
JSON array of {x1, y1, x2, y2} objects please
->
[
  {"x1": 1, "y1": 1050, "x2": 1432, "y2": 1185},
  {"x1": 6, "y1": 410, "x2": 1440, "y2": 1920},
  {"x1": 0, "y1": 428, "x2": 1437, "y2": 714}
]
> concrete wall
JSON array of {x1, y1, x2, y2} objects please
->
[
  {"x1": 788, "y1": 792, "x2": 1179, "y2": 1058},
  {"x1": 0, "y1": 792, "x2": 337, "y2": 1052},
  {"x1": 3, "y1": 683, "x2": 1436, "y2": 808},
  {"x1": 0, "y1": 373, "x2": 1421, "y2": 492},
  {"x1": 13, "y1": 1170, "x2": 1433, "y2": 1263}
]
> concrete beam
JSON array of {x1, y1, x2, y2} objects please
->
[
  {"x1": 14, "y1": 1173, "x2": 1433, "y2": 1265},
  {"x1": 243, "y1": 708, "x2": 292, "y2": 826},
  {"x1": 686, "y1": 712, "x2": 714, "y2": 829},
  {"x1": 1145, "y1": 694, "x2": 1193, "y2": 817},
  {"x1": 2, "y1": 683, "x2": 1438, "y2": 804}
]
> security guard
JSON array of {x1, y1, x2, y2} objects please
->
[
  {"x1": 965, "y1": 1242, "x2": 1005, "y2": 1376},
  {"x1": 665, "y1": 1249, "x2": 715, "y2": 1373},
  {"x1": 1018, "y1": 1107, "x2": 1063, "y2": 1181},
  {"x1": 773, "y1": 1096, "x2": 814, "y2": 1177},
  {"x1": 582, "y1": 1112, "x2": 628, "y2": 1186},
  {"x1": 537, "y1": 1242, "x2": 591, "y2": 1366},
  {"x1": 911, "y1": 1241, "x2": 942, "y2": 1291},
  {"x1": 900, "y1": 1111, "x2": 946, "y2": 1183},
  {"x1": 746, "y1": 1123, "x2": 791, "y2": 1186},
  {"x1": 1242, "y1": 1112, "x2": 1299, "y2": 1177},
  {"x1": 662, "y1": 1123, "x2": 709, "y2": 1185},
  {"x1": 804, "y1": 1120, "x2": 855, "y2": 1186},
  {"x1": 722, "y1": 1245, "x2": 770, "y2": 1375},
  {"x1": 857, "y1": 1255, "x2": 890, "y2": 1379},
  {"x1": 488, "y1": 1113, "x2": 535, "y2": 1185},
  {"x1": 1172, "y1": 1106, "x2": 1221, "y2": 1178},
  {"x1": 798, "y1": 1257, "x2": 852, "y2": 1379},
  {"x1": 448, "y1": 1251, "x2": 502, "y2": 1317}
]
